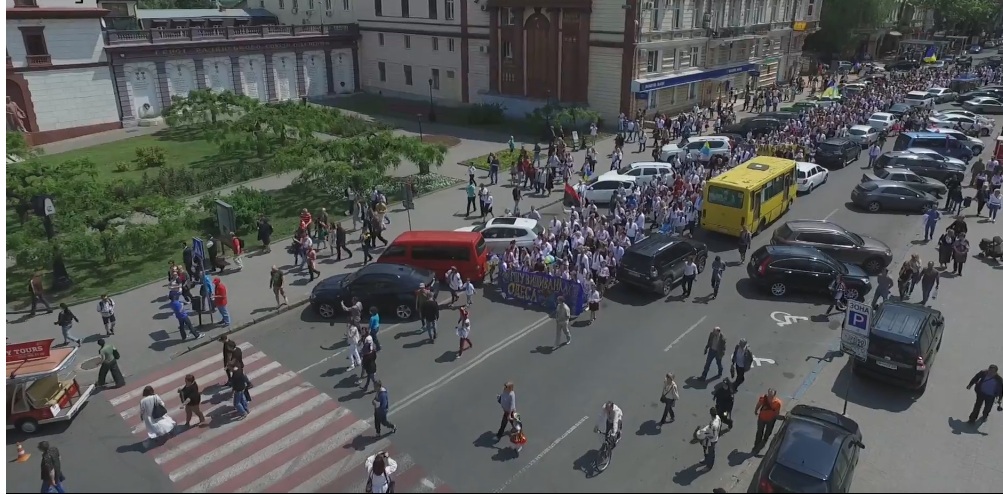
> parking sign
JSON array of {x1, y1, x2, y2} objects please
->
[{"x1": 841, "y1": 300, "x2": 871, "y2": 359}]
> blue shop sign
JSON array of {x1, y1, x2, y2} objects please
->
[
  {"x1": 635, "y1": 63, "x2": 757, "y2": 92},
  {"x1": 635, "y1": 92, "x2": 649, "y2": 100}
]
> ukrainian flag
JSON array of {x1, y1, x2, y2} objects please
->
[
  {"x1": 700, "y1": 141, "x2": 712, "y2": 158},
  {"x1": 820, "y1": 81, "x2": 840, "y2": 99},
  {"x1": 922, "y1": 45, "x2": 938, "y2": 63}
]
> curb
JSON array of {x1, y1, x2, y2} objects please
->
[{"x1": 171, "y1": 297, "x2": 313, "y2": 358}]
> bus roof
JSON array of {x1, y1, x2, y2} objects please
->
[{"x1": 707, "y1": 156, "x2": 796, "y2": 190}]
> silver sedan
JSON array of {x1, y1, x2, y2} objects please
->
[
  {"x1": 846, "y1": 125, "x2": 880, "y2": 147},
  {"x1": 962, "y1": 96, "x2": 1003, "y2": 114}
]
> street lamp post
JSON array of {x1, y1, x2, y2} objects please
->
[
  {"x1": 427, "y1": 79, "x2": 436, "y2": 122},
  {"x1": 417, "y1": 113, "x2": 424, "y2": 141}
]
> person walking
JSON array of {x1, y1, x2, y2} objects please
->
[
  {"x1": 730, "y1": 339, "x2": 754, "y2": 391},
  {"x1": 897, "y1": 261, "x2": 916, "y2": 300},
  {"x1": 257, "y1": 216, "x2": 274, "y2": 253},
  {"x1": 446, "y1": 267, "x2": 463, "y2": 307},
  {"x1": 360, "y1": 230, "x2": 373, "y2": 264},
  {"x1": 334, "y1": 222, "x2": 353, "y2": 260},
  {"x1": 54, "y1": 304, "x2": 81, "y2": 347},
  {"x1": 456, "y1": 317, "x2": 473, "y2": 358},
  {"x1": 987, "y1": 189, "x2": 1002, "y2": 223},
  {"x1": 372, "y1": 380, "x2": 397, "y2": 435},
  {"x1": 96, "y1": 338, "x2": 125, "y2": 388},
  {"x1": 553, "y1": 295, "x2": 572, "y2": 349},
  {"x1": 966, "y1": 365, "x2": 1003, "y2": 424},
  {"x1": 139, "y1": 386, "x2": 176, "y2": 443},
  {"x1": 345, "y1": 323, "x2": 362, "y2": 370},
  {"x1": 952, "y1": 232, "x2": 970, "y2": 276},
  {"x1": 220, "y1": 336, "x2": 238, "y2": 386},
  {"x1": 364, "y1": 451, "x2": 398, "y2": 494},
  {"x1": 229, "y1": 364, "x2": 251, "y2": 419},
  {"x1": 712, "y1": 378, "x2": 736, "y2": 430},
  {"x1": 824, "y1": 274, "x2": 846, "y2": 316},
  {"x1": 681, "y1": 255, "x2": 698, "y2": 297},
  {"x1": 697, "y1": 407, "x2": 722, "y2": 470},
  {"x1": 38, "y1": 441, "x2": 66, "y2": 494},
  {"x1": 937, "y1": 229, "x2": 955, "y2": 269},
  {"x1": 659, "y1": 373, "x2": 679, "y2": 425},
  {"x1": 737, "y1": 226, "x2": 752, "y2": 263},
  {"x1": 229, "y1": 232, "x2": 244, "y2": 270},
  {"x1": 495, "y1": 382, "x2": 517, "y2": 441},
  {"x1": 210, "y1": 277, "x2": 230, "y2": 327},
  {"x1": 96, "y1": 294, "x2": 117, "y2": 335},
  {"x1": 866, "y1": 142, "x2": 880, "y2": 168},
  {"x1": 28, "y1": 272, "x2": 53, "y2": 317},
  {"x1": 922, "y1": 207, "x2": 941, "y2": 242},
  {"x1": 700, "y1": 327, "x2": 727, "y2": 381},
  {"x1": 360, "y1": 335, "x2": 379, "y2": 392},
  {"x1": 306, "y1": 246, "x2": 321, "y2": 282},
  {"x1": 368, "y1": 306, "x2": 382, "y2": 352},
  {"x1": 918, "y1": 262, "x2": 940, "y2": 305},
  {"x1": 753, "y1": 388, "x2": 783, "y2": 451},
  {"x1": 178, "y1": 374, "x2": 206, "y2": 427},
  {"x1": 170, "y1": 296, "x2": 201, "y2": 341},
  {"x1": 870, "y1": 268, "x2": 893, "y2": 309},
  {"x1": 710, "y1": 256, "x2": 725, "y2": 298},
  {"x1": 587, "y1": 285, "x2": 601, "y2": 324},
  {"x1": 420, "y1": 295, "x2": 440, "y2": 343},
  {"x1": 269, "y1": 266, "x2": 289, "y2": 309}
]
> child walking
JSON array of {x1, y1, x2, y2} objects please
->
[
  {"x1": 509, "y1": 412, "x2": 527, "y2": 453},
  {"x1": 462, "y1": 278, "x2": 476, "y2": 305}
]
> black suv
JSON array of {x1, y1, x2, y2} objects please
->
[
  {"x1": 815, "y1": 138, "x2": 861, "y2": 169},
  {"x1": 748, "y1": 405, "x2": 865, "y2": 493},
  {"x1": 771, "y1": 220, "x2": 893, "y2": 274},
  {"x1": 746, "y1": 245, "x2": 872, "y2": 300},
  {"x1": 851, "y1": 301, "x2": 945, "y2": 390},
  {"x1": 310, "y1": 263, "x2": 437, "y2": 320},
  {"x1": 873, "y1": 152, "x2": 966, "y2": 183},
  {"x1": 617, "y1": 234, "x2": 709, "y2": 296}
]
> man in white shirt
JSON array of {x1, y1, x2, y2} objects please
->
[
  {"x1": 699, "y1": 407, "x2": 722, "y2": 469},
  {"x1": 97, "y1": 294, "x2": 116, "y2": 335},
  {"x1": 595, "y1": 401, "x2": 623, "y2": 446}
]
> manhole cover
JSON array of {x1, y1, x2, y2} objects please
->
[{"x1": 78, "y1": 356, "x2": 102, "y2": 372}]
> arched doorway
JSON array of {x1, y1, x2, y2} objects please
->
[
  {"x1": 525, "y1": 11, "x2": 555, "y2": 99},
  {"x1": 6, "y1": 75, "x2": 38, "y2": 134}
]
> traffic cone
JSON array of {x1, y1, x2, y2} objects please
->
[{"x1": 14, "y1": 443, "x2": 30, "y2": 463}]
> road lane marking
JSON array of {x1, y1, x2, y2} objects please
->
[
  {"x1": 297, "y1": 350, "x2": 345, "y2": 374},
  {"x1": 494, "y1": 415, "x2": 590, "y2": 493},
  {"x1": 389, "y1": 315, "x2": 551, "y2": 417},
  {"x1": 822, "y1": 208, "x2": 839, "y2": 221},
  {"x1": 664, "y1": 316, "x2": 707, "y2": 352}
]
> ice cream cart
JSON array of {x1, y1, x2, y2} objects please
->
[
  {"x1": 994, "y1": 135, "x2": 1003, "y2": 162},
  {"x1": 6, "y1": 339, "x2": 95, "y2": 433}
]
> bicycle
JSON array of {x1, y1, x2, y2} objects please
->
[{"x1": 593, "y1": 429, "x2": 617, "y2": 473}]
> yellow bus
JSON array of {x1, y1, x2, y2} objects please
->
[{"x1": 701, "y1": 156, "x2": 797, "y2": 237}]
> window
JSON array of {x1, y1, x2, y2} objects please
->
[
  {"x1": 646, "y1": 50, "x2": 659, "y2": 73},
  {"x1": 429, "y1": 0, "x2": 437, "y2": 19},
  {"x1": 445, "y1": 0, "x2": 455, "y2": 20},
  {"x1": 292, "y1": 0, "x2": 299, "y2": 10},
  {"x1": 432, "y1": 37, "x2": 439, "y2": 50},
  {"x1": 19, "y1": 27, "x2": 50, "y2": 66},
  {"x1": 650, "y1": 4, "x2": 663, "y2": 31},
  {"x1": 503, "y1": 41, "x2": 514, "y2": 59},
  {"x1": 431, "y1": 68, "x2": 441, "y2": 90},
  {"x1": 754, "y1": 0, "x2": 764, "y2": 23},
  {"x1": 671, "y1": 0, "x2": 682, "y2": 29},
  {"x1": 446, "y1": 70, "x2": 455, "y2": 78},
  {"x1": 807, "y1": 0, "x2": 815, "y2": 16},
  {"x1": 343, "y1": 0, "x2": 350, "y2": 9},
  {"x1": 690, "y1": 46, "x2": 699, "y2": 66},
  {"x1": 404, "y1": 35, "x2": 411, "y2": 49},
  {"x1": 401, "y1": 0, "x2": 409, "y2": 17},
  {"x1": 102, "y1": 2, "x2": 130, "y2": 16},
  {"x1": 404, "y1": 65, "x2": 413, "y2": 85},
  {"x1": 381, "y1": 245, "x2": 406, "y2": 258},
  {"x1": 308, "y1": 0, "x2": 315, "y2": 10},
  {"x1": 688, "y1": 82, "x2": 697, "y2": 99},
  {"x1": 378, "y1": 61, "x2": 387, "y2": 82},
  {"x1": 279, "y1": 0, "x2": 285, "y2": 8},
  {"x1": 448, "y1": 38, "x2": 456, "y2": 51},
  {"x1": 378, "y1": 32, "x2": 385, "y2": 45},
  {"x1": 13, "y1": 0, "x2": 39, "y2": 6},
  {"x1": 693, "y1": 0, "x2": 703, "y2": 28},
  {"x1": 411, "y1": 246, "x2": 471, "y2": 261},
  {"x1": 375, "y1": 0, "x2": 382, "y2": 15},
  {"x1": 707, "y1": 186, "x2": 744, "y2": 208},
  {"x1": 502, "y1": 8, "x2": 517, "y2": 25}
]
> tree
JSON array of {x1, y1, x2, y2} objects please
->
[
  {"x1": 207, "y1": 100, "x2": 339, "y2": 159},
  {"x1": 6, "y1": 131, "x2": 36, "y2": 161},
  {"x1": 910, "y1": 0, "x2": 997, "y2": 35},
  {"x1": 163, "y1": 89, "x2": 248, "y2": 128},
  {"x1": 805, "y1": 0, "x2": 900, "y2": 56},
  {"x1": 5, "y1": 158, "x2": 97, "y2": 224}
]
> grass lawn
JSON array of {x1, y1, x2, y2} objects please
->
[{"x1": 460, "y1": 149, "x2": 522, "y2": 171}]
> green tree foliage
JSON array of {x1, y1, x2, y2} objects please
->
[
  {"x1": 207, "y1": 100, "x2": 338, "y2": 159},
  {"x1": 6, "y1": 158, "x2": 96, "y2": 224},
  {"x1": 525, "y1": 104, "x2": 602, "y2": 139},
  {"x1": 163, "y1": 89, "x2": 248, "y2": 128},
  {"x1": 6, "y1": 131, "x2": 35, "y2": 160},
  {"x1": 296, "y1": 132, "x2": 447, "y2": 193},
  {"x1": 805, "y1": 0, "x2": 900, "y2": 55},
  {"x1": 911, "y1": 0, "x2": 997, "y2": 34}
]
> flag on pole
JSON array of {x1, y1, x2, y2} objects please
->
[
  {"x1": 922, "y1": 45, "x2": 937, "y2": 63},
  {"x1": 820, "y1": 81, "x2": 840, "y2": 99},
  {"x1": 700, "y1": 141, "x2": 712, "y2": 159}
]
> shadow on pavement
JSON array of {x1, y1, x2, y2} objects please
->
[
  {"x1": 947, "y1": 416, "x2": 990, "y2": 436},
  {"x1": 727, "y1": 448, "x2": 756, "y2": 467},
  {"x1": 672, "y1": 462, "x2": 710, "y2": 486},
  {"x1": 830, "y1": 361, "x2": 919, "y2": 413},
  {"x1": 571, "y1": 449, "x2": 601, "y2": 478},
  {"x1": 6, "y1": 413, "x2": 76, "y2": 446},
  {"x1": 601, "y1": 285, "x2": 660, "y2": 306},
  {"x1": 635, "y1": 419, "x2": 662, "y2": 436}
]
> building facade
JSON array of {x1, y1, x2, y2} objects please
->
[{"x1": 6, "y1": 0, "x2": 122, "y2": 144}]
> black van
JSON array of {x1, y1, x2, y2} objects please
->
[
  {"x1": 616, "y1": 234, "x2": 708, "y2": 296},
  {"x1": 851, "y1": 301, "x2": 945, "y2": 390}
]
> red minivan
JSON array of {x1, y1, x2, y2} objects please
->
[{"x1": 376, "y1": 231, "x2": 488, "y2": 282}]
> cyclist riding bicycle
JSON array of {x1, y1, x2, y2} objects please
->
[{"x1": 594, "y1": 401, "x2": 623, "y2": 447}]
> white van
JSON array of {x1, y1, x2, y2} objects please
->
[
  {"x1": 596, "y1": 161, "x2": 674, "y2": 185},
  {"x1": 659, "y1": 136, "x2": 731, "y2": 162}
]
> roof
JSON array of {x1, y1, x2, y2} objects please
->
[
  {"x1": 784, "y1": 219, "x2": 846, "y2": 233},
  {"x1": 483, "y1": 217, "x2": 538, "y2": 229},
  {"x1": 707, "y1": 156, "x2": 796, "y2": 190},
  {"x1": 795, "y1": 161, "x2": 820, "y2": 171},
  {"x1": 902, "y1": 131, "x2": 943, "y2": 137},
  {"x1": 136, "y1": 8, "x2": 276, "y2": 19},
  {"x1": 775, "y1": 414, "x2": 853, "y2": 481},
  {"x1": 849, "y1": 124, "x2": 874, "y2": 131},
  {"x1": 906, "y1": 90, "x2": 933, "y2": 96},
  {"x1": 869, "y1": 112, "x2": 894, "y2": 118},
  {"x1": 872, "y1": 302, "x2": 941, "y2": 343},
  {"x1": 7, "y1": 346, "x2": 78, "y2": 384},
  {"x1": 390, "y1": 230, "x2": 483, "y2": 244},
  {"x1": 624, "y1": 233, "x2": 683, "y2": 256},
  {"x1": 591, "y1": 174, "x2": 638, "y2": 184}
]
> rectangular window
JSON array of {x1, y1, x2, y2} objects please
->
[
  {"x1": 646, "y1": 89, "x2": 659, "y2": 110},
  {"x1": 378, "y1": 32, "x2": 385, "y2": 45},
  {"x1": 807, "y1": 0, "x2": 815, "y2": 16},
  {"x1": 292, "y1": 0, "x2": 299, "y2": 10},
  {"x1": 378, "y1": 61, "x2": 387, "y2": 82},
  {"x1": 646, "y1": 50, "x2": 659, "y2": 72},
  {"x1": 448, "y1": 38, "x2": 456, "y2": 51},
  {"x1": 445, "y1": 0, "x2": 455, "y2": 20},
  {"x1": 404, "y1": 65, "x2": 413, "y2": 85},
  {"x1": 404, "y1": 35, "x2": 411, "y2": 49},
  {"x1": 325, "y1": 0, "x2": 332, "y2": 9},
  {"x1": 20, "y1": 27, "x2": 50, "y2": 66},
  {"x1": 429, "y1": 0, "x2": 437, "y2": 19},
  {"x1": 503, "y1": 41, "x2": 514, "y2": 59},
  {"x1": 690, "y1": 46, "x2": 699, "y2": 66},
  {"x1": 308, "y1": 0, "x2": 315, "y2": 10},
  {"x1": 672, "y1": 0, "x2": 682, "y2": 29},
  {"x1": 431, "y1": 68, "x2": 440, "y2": 90},
  {"x1": 688, "y1": 82, "x2": 697, "y2": 99},
  {"x1": 343, "y1": 0, "x2": 350, "y2": 9},
  {"x1": 278, "y1": 0, "x2": 285, "y2": 8},
  {"x1": 411, "y1": 246, "x2": 470, "y2": 261},
  {"x1": 693, "y1": 0, "x2": 703, "y2": 28},
  {"x1": 375, "y1": 0, "x2": 382, "y2": 15},
  {"x1": 650, "y1": 5, "x2": 663, "y2": 31},
  {"x1": 432, "y1": 37, "x2": 439, "y2": 50},
  {"x1": 446, "y1": 70, "x2": 455, "y2": 78},
  {"x1": 502, "y1": 8, "x2": 518, "y2": 25},
  {"x1": 401, "y1": 0, "x2": 409, "y2": 17}
]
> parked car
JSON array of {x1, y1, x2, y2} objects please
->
[
  {"x1": 862, "y1": 167, "x2": 947, "y2": 198},
  {"x1": 746, "y1": 245, "x2": 872, "y2": 299},
  {"x1": 867, "y1": 112, "x2": 897, "y2": 130},
  {"x1": 771, "y1": 220, "x2": 893, "y2": 274},
  {"x1": 748, "y1": 405, "x2": 865, "y2": 494},
  {"x1": 925, "y1": 87, "x2": 958, "y2": 103},
  {"x1": 981, "y1": 55, "x2": 1003, "y2": 68},
  {"x1": 968, "y1": 45, "x2": 982, "y2": 54},
  {"x1": 850, "y1": 301, "x2": 945, "y2": 390},
  {"x1": 659, "y1": 136, "x2": 732, "y2": 162},
  {"x1": 885, "y1": 103, "x2": 913, "y2": 118},
  {"x1": 617, "y1": 234, "x2": 709, "y2": 296},
  {"x1": 902, "y1": 91, "x2": 937, "y2": 108},
  {"x1": 815, "y1": 137, "x2": 861, "y2": 169},
  {"x1": 455, "y1": 217, "x2": 542, "y2": 253},
  {"x1": 846, "y1": 125, "x2": 881, "y2": 147},
  {"x1": 933, "y1": 109, "x2": 981, "y2": 119},
  {"x1": 780, "y1": 101, "x2": 820, "y2": 112},
  {"x1": 795, "y1": 162, "x2": 828, "y2": 193},
  {"x1": 923, "y1": 128, "x2": 986, "y2": 155},
  {"x1": 597, "y1": 161, "x2": 675, "y2": 185},
  {"x1": 850, "y1": 180, "x2": 938, "y2": 213},
  {"x1": 957, "y1": 88, "x2": 1003, "y2": 102},
  {"x1": 905, "y1": 147, "x2": 968, "y2": 170},
  {"x1": 309, "y1": 263, "x2": 436, "y2": 320},
  {"x1": 933, "y1": 114, "x2": 994, "y2": 136},
  {"x1": 962, "y1": 96, "x2": 1003, "y2": 114},
  {"x1": 583, "y1": 175, "x2": 638, "y2": 204}
]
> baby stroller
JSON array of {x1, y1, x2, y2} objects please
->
[{"x1": 978, "y1": 236, "x2": 1003, "y2": 260}]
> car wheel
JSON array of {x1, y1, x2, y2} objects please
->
[
  {"x1": 696, "y1": 254, "x2": 707, "y2": 273},
  {"x1": 17, "y1": 419, "x2": 38, "y2": 434},
  {"x1": 770, "y1": 282, "x2": 787, "y2": 297},
  {"x1": 981, "y1": 128, "x2": 991, "y2": 137},
  {"x1": 317, "y1": 302, "x2": 337, "y2": 319},
  {"x1": 863, "y1": 257, "x2": 885, "y2": 275},
  {"x1": 807, "y1": 183, "x2": 814, "y2": 193},
  {"x1": 867, "y1": 201, "x2": 882, "y2": 213},
  {"x1": 845, "y1": 288, "x2": 861, "y2": 301},
  {"x1": 973, "y1": 146, "x2": 984, "y2": 155},
  {"x1": 822, "y1": 173, "x2": 828, "y2": 184},
  {"x1": 395, "y1": 304, "x2": 413, "y2": 320},
  {"x1": 661, "y1": 278, "x2": 675, "y2": 296}
]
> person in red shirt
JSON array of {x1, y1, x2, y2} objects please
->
[
  {"x1": 229, "y1": 232, "x2": 244, "y2": 270},
  {"x1": 212, "y1": 278, "x2": 230, "y2": 327},
  {"x1": 299, "y1": 208, "x2": 313, "y2": 232}
]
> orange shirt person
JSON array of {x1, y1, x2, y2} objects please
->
[{"x1": 753, "y1": 388, "x2": 783, "y2": 450}]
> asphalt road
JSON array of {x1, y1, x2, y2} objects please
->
[{"x1": 8, "y1": 96, "x2": 1001, "y2": 493}]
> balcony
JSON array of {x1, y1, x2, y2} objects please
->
[
  {"x1": 25, "y1": 54, "x2": 52, "y2": 67},
  {"x1": 104, "y1": 23, "x2": 359, "y2": 46}
]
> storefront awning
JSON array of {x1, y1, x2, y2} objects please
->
[{"x1": 631, "y1": 63, "x2": 757, "y2": 92}]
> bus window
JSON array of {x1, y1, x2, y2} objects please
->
[{"x1": 707, "y1": 186, "x2": 744, "y2": 208}]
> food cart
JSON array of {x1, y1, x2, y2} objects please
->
[
  {"x1": 6, "y1": 339, "x2": 94, "y2": 433},
  {"x1": 995, "y1": 136, "x2": 1003, "y2": 162}
]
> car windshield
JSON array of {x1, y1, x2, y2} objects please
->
[
  {"x1": 846, "y1": 231, "x2": 864, "y2": 245},
  {"x1": 873, "y1": 168, "x2": 890, "y2": 179},
  {"x1": 848, "y1": 128, "x2": 867, "y2": 136},
  {"x1": 818, "y1": 142, "x2": 842, "y2": 152},
  {"x1": 341, "y1": 271, "x2": 358, "y2": 286},
  {"x1": 532, "y1": 224, "x2": 545, "y2": 236},
  {"x1": 707, "y1": 186, "x2": 744, "y2": 208},
  {"x1": 471, "y1": 224, "x2": 487, "y2": 233}
]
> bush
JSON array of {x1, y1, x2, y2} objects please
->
[
  {"x1": 329, "y1": 113, "x2": 393, "y2": 137},
  {"x1": 199, "y1": 186, "x2": 275, "y2": 232},
  {"x1": 134, "y1": 146, "x2": 168, "y2": 169},
  {"x1": 464, "y1": 149, "x2": 520, "y2": 171},
  {"x1": 525, "y1": 104, "x2": 600, "y2": 142},
  {"x1": 113, "y1": 161, "x2": 132, "y2": 173},
  {"x1": 466, "y1": 103, "x2": 506, "y2": 125}
]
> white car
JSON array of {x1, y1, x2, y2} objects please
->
[
  {"x1": 796, "y1": 162, "x2": 828, "y2": 193},
  {"x1": 659, "y1": 136, "x2": 732, "y2": 162},
  {"x1": 847, "y1": 125, "x2": 880, "y2": 147},
  {"x1": 902, "y1": 91, "x2": 937, "y2": 108},
  {"x1": 842, "y1": 83, "x2": 868, "y2": 94},
  {"x1": 583, "y1": 175, "x2": 639, "y2": 204},
  {"x1": 906, "y1": 148, "x2": 968, "y2": 168},
  {"x1": 926, "y1": 87, "x2": 958, "y2": 103},
  {"x1": 935, "y1": 114, "x2": 993, "y2": 136},
  {"x1": 928, "y1": 116, "x2": 963, "y2": 131},
  {"x1": 925, "y1": 128, "x2": 986, "y2": 154},
  {"x1": 933, "y1": 109, "x2": 980, "y2": 119},
  {"x1": 597, "y1": 161, "x2": 674, "y2": 185},
  {"x1": 867, "y1": 112, "x2": 897, "y2": 130},
  {"x1": 455, "y1": 217, "x2": 543, "y2": 253}
]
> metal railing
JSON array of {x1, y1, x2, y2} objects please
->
[
  {"x1": 104, "y1": 23, "x2": 358, "y2": 45},
  {"x1": 25, "y1": 54, "x2": 52, "y2": 67}
]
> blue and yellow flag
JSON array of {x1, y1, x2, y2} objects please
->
[
  {"x1": 820, "y1": 81, "x2": 840, "y2": 99},
  {"x1": 700, "y1": 141, "x2": 712, "y2": 158},
  {"x1": 922, "y1": 45, "x2": 937, "y2": 63}
]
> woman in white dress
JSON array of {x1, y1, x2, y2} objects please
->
[
  {"x1": 139, "y1": 385, "x2": 176, "y2": 443},
  {"x1": 365, "y1": 451, "x2": 398, "y2": 494}
]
